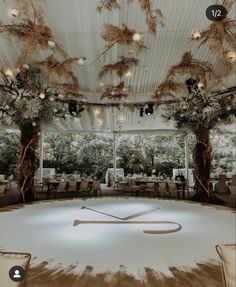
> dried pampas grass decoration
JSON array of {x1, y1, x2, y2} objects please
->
[
  {"x1": 0, "y1": 20, "x2": 67, "y2": 65},
  {"x1": 167, "y1": 52, "x2": 219, "y2": 83},
  {"x1": 52, "y1": 72, "x2": 80, "y2": 96},
  {"x1": 99, "y1": 56, "x2": 138, "y2": 78},
  {"x1": 101, "y1": 81, "x2": 132, "y2": 100},
  {"x1": 34, "y1": 55, "x2": 78, "y2": 78},
  {"x1": 193, "y1": 20, "x2": 236, "y2": 55},
  {"x1": 154, "y1": 80, "x2": 186, "y2": 100},
  {"x1": 102, "y1": 23, "x2": 147, "y2": 51},
  {"x1": 18, "y1": 0, "x2": 45, "y2": 25},
  {"x1": 128, "y1": 0, "x2": 164, "y2": 34},
  {"x1": 97, "y1": 0, "x2": 120, "y2": 12}
]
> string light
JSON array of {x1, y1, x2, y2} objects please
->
[
  {"x1": 48, "y1": 40, "x2": 56, "y2": 48},
  {"x1": 132, "y1": 32, "x2": 142, "y2": 42},
  {"x1": 125, "y1": 71, "x2": 133, "y2": 78}
]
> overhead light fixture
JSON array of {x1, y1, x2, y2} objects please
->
[
  {"x1": 226, "y1": 51, "x2": 236, "y2": 62},
  {"x1": 9, "y1": 8, "x2": 19, "y2": 18},
  {"x1": 139, "y1": 107, "x2": 144, "y2": 117},
  {"x1": 145, "y1": 103, "x2": 154, "y2": 116},
  {"x1": 48, "y1": 40, "x2": 56, "y2": 48},
  {"x1": 197, "y1": 81, "x2": 204, "y2": 90},
  {"x1": 132, "y1": 32, "x2": 142, "y2": 42},
  {"x1": 125, "y1": 70, "x2": 133, "y2": 78},
  {"x1": 4, "y1": 68, "x2": 14, "y2": 78},
  {"x1": 78, "y1": 57, "x2": 86, "y2": 65},
  {"x1": 185, "y1": 78, "x2": 197, "y2": 93},
  {"x1": 191, "y1": 29, "x2": 201, "y2": 39},
  {"x1": 68, "y1": 101, "x2": 78, "y2": 115}
]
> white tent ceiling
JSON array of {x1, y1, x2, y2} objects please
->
[{"x1": 0, "y1": 0, "x2": 235, "y2": 133}]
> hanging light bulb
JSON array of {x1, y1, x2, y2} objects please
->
[
  {"x1": 99, "y1": 81, "x2": 104, "y2": 87},
  {"x1": 5, "y1": 68, "x2": 14, "y2": 78},
  {"x1": 78, "y1": 57, "x2": 86, "y2": 65},
  {"x1": 9, "y1": 8, "x2": 19, "y2": 18},
  {"x1": 197, "y1": 82, "x2": 204, "y2": 89},
  {"x1": 58, "y1": 93, "x2": 64, "y2": 100},
  {"x1": 22, "y1": 64, "x2": 30, "y2": 70},
  {"x1": 132, "y1": 32, "x2": 142, "y2": 42},
  {"x1": 96, "y1": 118, "x2": 103, "y2": 126},
  {"x1": 191, "y1": 29, "x2": 201, "y2": 39},
  {"x1": 226, "y1": 51, "x2": 236, "y2": 61},
  {"x1": 39, "y1": 92, "x2": 45, "y2": 99},
  {"x1": 48, "y1": 40, "x2": 56, "y2": 48},
  {"x1": 32, "y1": 122, "x2": 37, "y2": 126},
  {"x1": 125, "y1": 70, "x2": 133, "y2": 78}
]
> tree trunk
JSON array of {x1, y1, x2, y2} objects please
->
[
  {"x1": 18, "y1": 123, "x2": 40, "y2": 202},
  {"x1": 193, "y1": 127, "x2": 212, "y2": 200}
]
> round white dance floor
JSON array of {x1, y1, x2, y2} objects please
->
[{"x1": 0, "y1": 198, "x2": 235, "y2": 276}]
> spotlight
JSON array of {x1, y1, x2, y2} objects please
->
[
  {"x1": 185, "y1": 78, "x2": 197, "y2": 93},
  {"x1": 77, "y1": 103, "x2": 85, "y2": 113},
  {"x1": 68, "y1": 101, "x2": 78, "y2": 114},
  {"x1": 140, "y1": 107, "x2": 144, "y2": 117},
  {"x1": 145, "y1": 104, "x2": 154, "y2": 116}
]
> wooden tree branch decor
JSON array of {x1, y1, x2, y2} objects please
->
[
  {"x1": 99, "y1": 56, "x2": 139, "y2": 79},
  {"x1": 97, "y1": 0, "x2": 120, "y2": 12},
  {"x1": 164, "y1": 88, "x2": 236, "y2": 203},
  {"x1": 101, "y1": 81, "x2": 132, "y2": 100}
]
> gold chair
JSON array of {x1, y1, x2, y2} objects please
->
[
  {"x1": 91, "y1": 180, "x2": 101, "y2": 196},
  {"x1": 167, "y1": 182, "x2": 178, "y2": 198},
  {"x1": 79, "y1": 181, "x2": 89, "y2": 196},
  {"x1": 55, "y1": 181, "x2": 67, "y2": 198},
  {"x1": 145, "y1": 183, "x2": 156, "y2": 197},
  {"x1": 0, "y1": 184, "x2": 7, "y2": 196},
  {"x1": 0, "y1": 251, "x2": 31, "y2": 287},
  {"x1": 216, "y1": 244, "x2": 236, "y2": 287},
  {"x1": 67, "y1": 181, "x2": 78, "y2": 197},
  {"x1": 158, "y1": 182, "x2": 170, "y2": 198}
]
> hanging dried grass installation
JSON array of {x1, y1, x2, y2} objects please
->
[
  {"x1": 34, "y1": 55, "x2": 78, "y2": 78},
  {"x1": 167, "y1": 52, "x2": 219, "y2": 83},
  {"x1": 99, "y1": 56, "x2": 139, "y2": 78},
  {"x1": 153, "y1": 80, "x2": 186, "y2": 101},
  {"x1": 193, "y1": 20, "x2": 236, "y2": 55},
  {"x1": 0, "y1": 0, "x2": 68, "y2": 65},
  {"x1": 97, "y1": 23, "x2": 147, "y2": 61},
  {"x1": 101, "y1": 81, "x2": 132, "y2": 100},
  {"x1": 127, "y1": 0, "x2": 164, "y2": 34},
  {"x1": 97, "y1": 0, "x2": 121, "y2": 12}
]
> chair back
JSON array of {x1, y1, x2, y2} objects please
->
[
  {"x1": 228, "y1": 185, "x2": 236, "y2": 196},
  {"x1": 168, "y1": 182, "x2": 178, "y2": 191},
  {"x1": 80, "y1": 181, "x2": 88, "y2": 192},
  {"x1": 91, "y1": 181, "x2": 101, "y2": 191},
  {"x1": 218, "y1": 174, "x2": 227, "y2": 193},
  {"x1": 56, "y1": 181, "x2": 67, "y2": 193},
  {"x1": 158, "y1": 182, "x2": 167, "y2": 192},
  {"x1": 146, "y1": 183, "x2": 155, "y2": 190},
  {"x1": 0, "y1": 251, "x2": 31, "y2": 287},
  {"x1": 231, "y1": 174, "x2": 236, "y2": 186},
  {"x1": 216, "y1": 244, "x2": 236, "y2": 287},
  {"x1": 68, "y1": 181, "x2": 77, "y2": 192},
  {"x1": 0, "y1": 184, "x2": 6, "y2": 195}
]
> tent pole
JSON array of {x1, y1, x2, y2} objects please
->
[
  {"x1": 39, "y1": 132, "x2": 44, "y2": 183},
  {"x1": 184, "y1": 135, "x2": 189, "y2": 181},
  {"x1": 113, "y1": 131, "x2": 117, "y2": 187}
]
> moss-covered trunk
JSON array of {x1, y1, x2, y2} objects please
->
[
  {"x1": 193, "y1": 127, "x2": 212, "y2": 200},
  {"x1": 18, "y1": 123, "x2": 40, "y2": 202}
]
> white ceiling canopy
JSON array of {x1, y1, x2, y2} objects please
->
[{"x1": 0, "y1": 0, "x2": 235, "y2": 133}]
